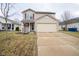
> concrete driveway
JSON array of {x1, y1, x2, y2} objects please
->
[{"x1": 37, "y1": 32, "x2": 79, "y2": 56}]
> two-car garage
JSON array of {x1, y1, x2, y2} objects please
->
[
  {"x1": 36, "y1": 23, "x2": 58, "y2": 32},
  {"x1": 35, "y1": 15, "x2": 58, "y2": 32}
]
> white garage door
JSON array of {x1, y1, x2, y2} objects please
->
[{"x1": 36, "y1": 23, "x2": 57, "y2": 32}]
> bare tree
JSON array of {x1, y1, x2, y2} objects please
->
[
  {"x1": 0, "y1": 3, "x2": 15, "y2": 39},
  {"x1": 61, "y1": 11, "x2": 71, "y2": 30}
]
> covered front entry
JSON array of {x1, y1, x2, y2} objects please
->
[{"x1": 23, "y1": 23, "x2": 34, "y2": 33}]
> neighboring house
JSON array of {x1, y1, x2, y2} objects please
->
[
  {"x1": 0, "y1": 16, "x2": 21, "y2": 31},
  {"x1": 21, "y1": 9, "x2": 59, "y2": 33},
  {"x1": 60, "y1": 17, "x2": 79, "y2": 31},
  {"x1": 0, "y1": 21, "x2": 2, "y2": 30}
]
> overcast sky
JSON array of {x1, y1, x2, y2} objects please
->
[{"x1": 1, "y1": 3, "x2": 79, "y2": 21}]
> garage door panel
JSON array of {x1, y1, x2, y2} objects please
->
[{"x1": 36, "y1": 24, "x2": 57, "y2": 32}]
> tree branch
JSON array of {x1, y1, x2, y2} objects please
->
[{"x1": 1, "y1": 3, "x2": 4, "y2": 16}]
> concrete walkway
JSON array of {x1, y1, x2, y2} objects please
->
[{"x1": 37, "y1": 32, "x2": 79, "y2": 56}]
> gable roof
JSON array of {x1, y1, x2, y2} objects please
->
[
  {"x1": 0, "y1": 16, "x2": 21, "y2": 25},
  {"x1": 22, "y1": 9, "x2": 36, "y2": 13},
  {"x1": 22, "y1": 8, "x2": 55, "y2": 14},
  {"x1": 36, "y1": 14, "x2": 59, "y2": 22}
]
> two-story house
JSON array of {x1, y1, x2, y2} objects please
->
[{"x1": 21, "y1": 9, "x2": 59, "y2": 33}]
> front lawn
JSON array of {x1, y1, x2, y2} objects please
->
[
  {"x1": 62, "y1": 31, "x2": 79, "y2": 38},
  {"x1": 0, "y1": 31, "x2": 37, "y2": 56}
]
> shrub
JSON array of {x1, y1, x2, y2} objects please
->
[{"x1": 15, "y1": 27, "x2": 19, "y2": 31}]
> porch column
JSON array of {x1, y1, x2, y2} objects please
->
[
  {"x1": 29, "y1": 22, "x2": 30, "y2": 32},
  {"x1": 23, "y1": 23, "x2": 25, "y2": 33}
]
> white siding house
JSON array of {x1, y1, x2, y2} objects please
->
[
  {"x1": 67, "y1": 23, "x2": 79, "y2": 31},
  {"x1": 0, "y1": 22, "x2": 2, "y2": 30},
  {"x1": 0, "y1": 16, "x2": 21, "y2": 31},
  {"x1": 60, "y1": 17, "x2": 79, "y2": 31}
]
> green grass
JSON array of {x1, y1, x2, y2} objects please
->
[
  {"x1": 62, "y1": 31, "x2": 79, "y2": 38},
  {"x1": 0, "y1": 31, "x2": 37, "y2": 56}
]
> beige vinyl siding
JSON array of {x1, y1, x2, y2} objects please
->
[
  {"x1": 36, "y1": 23, "x2": 57, "y2": 32},
  {"x1": 35, "y1": 13, "x2": 55, "y2": 20},
  {"x1": 36, "y1": 15, "x2": 58, "y2": 32}
]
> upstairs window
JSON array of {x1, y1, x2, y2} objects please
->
[
  {"x1": 25, "y1": 13, "x2": 34, "y2": 20},
  {"x1": 30, "y1": 14, "x2": 34, "y2": 20}
]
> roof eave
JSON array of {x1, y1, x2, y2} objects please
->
[{"x1": 21, "y1": 9, "x2": 56, "y2": 14}]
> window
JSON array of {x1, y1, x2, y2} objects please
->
[
  {"x1": 30, "y1": 14, "x2": 33, "y2": 19},
  {"x1": 7, "y1": 24, "x2": 11, "y2": 29},
  {"x1": 30, "y1": 16, "x2": 32, "y2": 19},
  {"x1": 27, "y1": 13, "x2": 30, "y2": 20},
  {"x1": 32, "y1": 24, "x2": 34, "y2": 30},
  {"x1": 2, "y1": 27, "x2": 4, "y2": 29},
  {"x1": 12, "y1": 24, "x2": 14, "y2": 30},
  {"x1": 26, "y1": 13, "x2": 34, "y2": 20}
]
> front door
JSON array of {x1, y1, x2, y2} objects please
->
[{"x1": 30, "y1": 23, "x2": 34, "y2": 32}]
